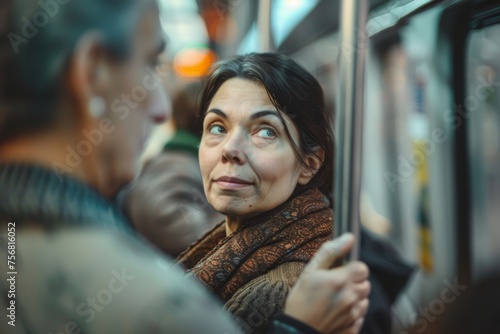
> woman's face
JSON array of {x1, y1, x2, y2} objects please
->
[{"x1": 199, "y1": 78, "x2": 313, "y2": 220}]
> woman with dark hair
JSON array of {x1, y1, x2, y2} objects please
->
[
  {"x1": 0, "y1": 1, "x2": 368, "y2": 334},
  {"x1": 178, "y1": 53, "x2": 370, "y2": 333}
]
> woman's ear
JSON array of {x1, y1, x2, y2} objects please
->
[{"x1": 298, "y1": 147, "x2": 325, "y2": 185}]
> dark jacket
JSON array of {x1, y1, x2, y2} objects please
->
[{"x1": 360, "y1": 227, "x2": 415, "y2": 334}]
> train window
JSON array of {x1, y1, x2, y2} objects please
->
[
  {"x1": 466, "y1": 22, "x2": 500, "y2": 279},
  {"x1": 362, "y1": 41, "x2": 415, "y2": 254},
  {"x1": 363, "y1": 34, "x2": 436, "y2": 271},
  {"x1": 366, "y1": 6, "x2": 464, "y2": 329}
]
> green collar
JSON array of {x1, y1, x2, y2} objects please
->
[{"x1": 162, "y1": 130, "x2": 200, "y2": 156}]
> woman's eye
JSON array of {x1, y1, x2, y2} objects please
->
[
  {"x1": 208, "y1": 124, "x2": 226, "y2": 134},
  {"x1": 257, "y1": 128, "x2": 277, "y2": 138}
]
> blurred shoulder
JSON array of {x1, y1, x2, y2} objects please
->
[
  {"x1": 142, "y1": 151, "x2": 200, "y2": 177},
  {"x1": 0, "y1": 228, "x2": 238, "y2": 334}
]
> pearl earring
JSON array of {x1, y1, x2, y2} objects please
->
[{"x1": 89, "y1": 96, "x2": 105, "y2": 118}]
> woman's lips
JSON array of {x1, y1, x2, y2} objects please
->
[{"x1": 214, "y1": 176, "x2": 253, "y2": 189}]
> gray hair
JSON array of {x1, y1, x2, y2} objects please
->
[{"x1": 0, "y1": 0, "x2": 154, "y2": 142}]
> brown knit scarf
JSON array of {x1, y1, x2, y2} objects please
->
[{"x1": 177, "y1": 188, "x2": 333, "y2": 302}]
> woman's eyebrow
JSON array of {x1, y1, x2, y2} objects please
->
[
  {"x1": 205, "y1": 109, "x2": 281, "y2": 122},
  {"x1": 205, "y1": 108, "x2": 228, "y2": 119},
  {"x1": 250, "y1": 110, "x2": 281, "y2": 120}
]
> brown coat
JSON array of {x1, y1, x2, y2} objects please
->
[{"x1": 124, "y1": 151, "x2": 223, "y2": 256}]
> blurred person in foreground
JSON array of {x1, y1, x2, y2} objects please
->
[
  {"x1": 403, "y1": 272, "x2": 500, "y2": 334},
  {"x1": 125, "y1": 82, "x2": 223, "y2": 257},
  {"x1": 0, "y1": 1, "x2": 369, "y2": 334}
]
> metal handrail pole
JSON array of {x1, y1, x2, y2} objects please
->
[{"x1": 334, "y1": 0, "x2": 370, "y2": 261}]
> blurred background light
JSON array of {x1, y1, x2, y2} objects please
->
[
  {"x1": 157, "y1": 0, "x2": 209, "y2": 56},
  {"x1": 173, "y1": 47, "x2": 217, "y2": 79}
]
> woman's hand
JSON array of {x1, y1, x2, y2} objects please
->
[{"x1": 284, "y1": 233, "x2": 371, "y2": 334}]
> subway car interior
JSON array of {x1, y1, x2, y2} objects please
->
[
  {"x1": 154, "y1": 0, "x2": 500, "y2": 332},
  {"x1": 2, "y1": 0, "x2": 500, "y2": 333}
]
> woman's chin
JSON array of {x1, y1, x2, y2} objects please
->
[
  {"x1": 213, "y1": 203, "x2": 261, "y2": 221},
  {"x1": 214, "y1": 205, "x2": 248, "y2": 217}
]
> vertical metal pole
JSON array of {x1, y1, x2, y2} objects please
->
[
  {"x1": 334, "y1": 0, "x2": 369, "y2": 261},
  {"x1": 257, "y1": 0, "x2": 274, "y2": 52}
]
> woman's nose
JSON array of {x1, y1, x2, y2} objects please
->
[
  {"x1": 148, "y1": 87, "x2": 171, "y2": 124},
  {"x1": 221, "y1": 131, "x2": 246, "y2": 165}
]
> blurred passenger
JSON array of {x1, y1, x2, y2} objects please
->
[
  {"x1": 177, "y1": 53, "x2": 370, "y2": 333},
  {"x1": 125, "y1": 82, "x2": 223, "y2": 257},
  {"x1": 358, "y1": 227, "x2": 414, "y2": 334},
  {"x1": 432, "y1": 273, "x2": 500, "y2": 334},
  {"x1": 357, "y1": 194, "x2": 413, "y2": 334},
  {"x1": 0, "y1": 1, "x2": 369, "y2": 334},
  {"x1": 360, "y1": 192, "x2": 391, "y2": 236},
  {"x1": 405, "y1": 273, "x2": 500, "y2": 334}
]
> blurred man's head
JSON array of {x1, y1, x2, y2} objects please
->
[{"x1": 0, "y1": 0, "x2": 168, "y2": 197}]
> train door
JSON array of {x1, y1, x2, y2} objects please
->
[{"x1": 465, "y1": 1, "x2": 500, "y2": 281}]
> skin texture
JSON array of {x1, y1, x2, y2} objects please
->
[{"x1": 199, "y1": 78, "x2": 320, "y2": 235}]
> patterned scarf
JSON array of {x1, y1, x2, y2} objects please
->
[{"x1": 177, "y1": 188, "x2": 333, "y2": 301}]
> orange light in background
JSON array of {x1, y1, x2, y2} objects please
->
[{"x1": 173, "y1": 48, "x2": 217, "y2": 79}]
